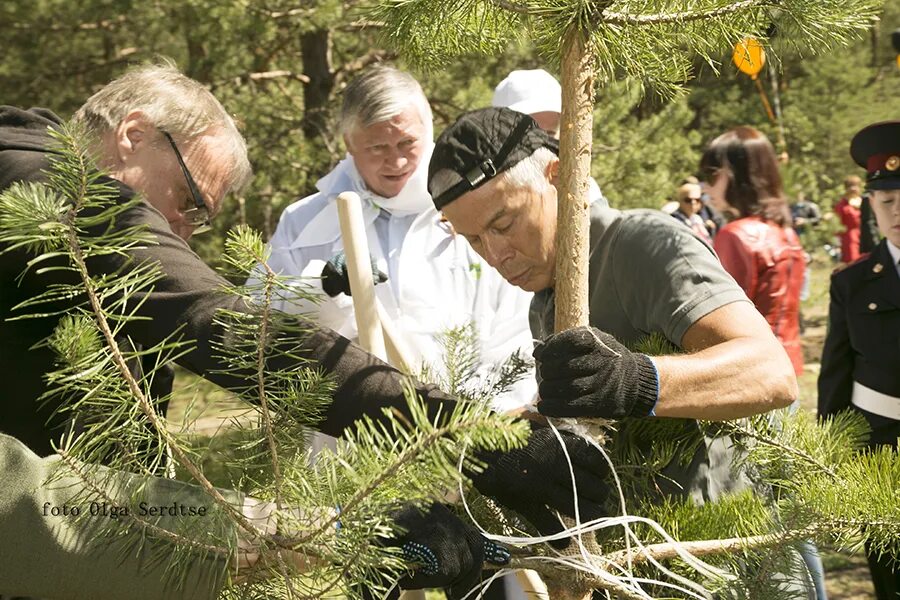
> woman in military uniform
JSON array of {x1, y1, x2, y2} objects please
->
[{"x1": 818, "y1": 120, "x2": 900, "y2": 600}]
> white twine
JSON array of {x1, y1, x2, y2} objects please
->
[{"x1": 456, "y1": 416, "x2": 734, "y2": 600}]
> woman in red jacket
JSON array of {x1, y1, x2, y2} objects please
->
[{"x1": 700, "y1": 127, "x2": 806, "y2": 376}]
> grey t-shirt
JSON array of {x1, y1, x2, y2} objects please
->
[
  {"x1": 530, "y1": 205, "x2": 753, "y2": 505},
  {"x1": 530, "y1": 205, "x2": 749, "y2": 348}
]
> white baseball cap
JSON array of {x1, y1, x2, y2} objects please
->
[{"x1": 492, "y1": 69, "x2": 562, "y2": 116}]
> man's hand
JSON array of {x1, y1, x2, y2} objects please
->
[
  {"x1": 383, "y1": 503, "x2": 509, "y2": 596},
  {"x1": 321, "y1": 250, "x2": 388, "y2": 297},
  {"x1": 469, "y1": 422, "x2": 612, "y2": 548},
  {"x1": 534, "y1": 326, "x2": 659, "y2": 419}
]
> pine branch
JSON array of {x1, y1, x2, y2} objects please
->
[
  {"x1": 488, "y1": 0, "x2": 531, "y2": 15},
  {"x1": 291, "y1": 405, "x2": 518, "y2": 546},
  {"x1": 6, "y1": 14, "x2": 128, "y2": 32},
  {"x1": 602, "y1": 527, "x2": 814, "y2": 566},
  {"x1": 229, "y1": 70, "x2": 311, "y2": 85},
  {"x1": 49, "y1": 132, "x2": 270, "y2": 549},
  {"x1": 293, "y1": 420, "x2": 453, "y2": 543},
  {"x1": 252, "y1": 255, "x2": 286, "y2": 512},
  {"x1": 598, "y1": 0, "x2": 773, "y2": 26},
  {"x1": 721, "y1": 420, "x2": 838, "y2": 479}
]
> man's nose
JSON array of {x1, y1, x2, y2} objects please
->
[
  {"x1": 481, "y1": 234, "x2": 513, "y2": 269},
  {"x1": 384, "y1": 147, "x2": 408, "y2": 169}
]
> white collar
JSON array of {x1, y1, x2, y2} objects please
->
[{"x1": 887, "y1": 239, "x2": 900, "y2": 269}]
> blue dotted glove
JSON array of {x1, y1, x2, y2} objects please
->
[
  {"x1": 321, "y1": 250, "x2": 388, "y2": 297},
  {"x1": 386, "y1": 503, "x2": 509, "y2": 596}
]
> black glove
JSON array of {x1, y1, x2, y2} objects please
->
[
  {"x1": 382, "y1": 503, "x2": 509, "y2": 597},
  {"x1": 535, "y1": 326, "x2": 658, "y2": 419},
  {"x1": 469, "y1": 422, "x2": 612, "y2": 548},
  {"x1": 321, "y1": 251, "x2": 388, "y2": 297}
]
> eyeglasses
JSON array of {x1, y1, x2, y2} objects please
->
[
  {"x1": 682, "y1": 197, "x2": 702, "y2": 204},
  {"x1": 162, "y1": 131, "x2": 212, "y2": 234}
]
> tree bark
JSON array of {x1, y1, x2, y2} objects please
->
[
  {"x1": 554, "y1": 27, "x2": 595, "y2": 332},
  {"x1": 549, "y1": 24, "x2": 597, "y2": 600}
]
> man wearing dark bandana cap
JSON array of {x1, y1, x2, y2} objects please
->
[{"x1": 428, "y1": 106, "x2": 801, "y2": 504}]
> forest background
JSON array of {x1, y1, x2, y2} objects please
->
[
  {"x1": 3, "y1": 1, "x2": 900, "y2": 598},
  {"x1": 4, "y1": 0, "x2": 900, "y2": 267}
]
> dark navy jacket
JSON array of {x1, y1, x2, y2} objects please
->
[{"x1": 818, "y1": 240, "x2": 900, "y2": 448}]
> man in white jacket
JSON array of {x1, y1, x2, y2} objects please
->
[
  {"x1": 255, "y1": 65, "x2": 536, "y2": 414},
  {"x1": 252, "y1": 67, "x2": 537, "y2": 599}
]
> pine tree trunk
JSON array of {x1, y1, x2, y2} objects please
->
[
  {"x1": 549, "y1": 24, "x2": 597, "y2": 600},
  {"x1": 554, "y1": 27, "x2": 594, "y2": 333}
]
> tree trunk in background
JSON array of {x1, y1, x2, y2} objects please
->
[{"x1": 300, "y1": 28, "x2": 336, "y2": 140}]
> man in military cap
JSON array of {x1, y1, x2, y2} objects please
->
[{"x1": 819, "y1": 120, "x2": 900, "y2": 600}]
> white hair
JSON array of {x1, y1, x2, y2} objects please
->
[
  {"x1": 73, "y1": 60, "x2": 252, "y2": 194},
  {"x1": 339, "y1": 65, "x2": 433, "y2": 140},
  {"x1": 430, "y1": 147, "x2": 556, "y2": 202}
]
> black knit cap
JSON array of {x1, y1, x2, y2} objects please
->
[{"x1": 428, "y1": 107, "x2": 559, "y2": 209}]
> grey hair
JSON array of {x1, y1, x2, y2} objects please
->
[
  {"x1": 430, "y1": 147, "x2": 556, "y2": 202},
  {"x1": 340, "y1": 65, "x2": 433, "y2": 141},
  {"x1": 73, "y1": 60, "x2": 252, "y2": 194}
]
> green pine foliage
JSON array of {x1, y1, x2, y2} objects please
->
[
  {"x1": 3, "y1": 1, "x2": 898, "y2": 242},
  {"x1": 0, "y1": 123, "x2": 531, "y2": 597},
  {"x1": 3, "y1": 2, "x2": 900, "y2": 597}
]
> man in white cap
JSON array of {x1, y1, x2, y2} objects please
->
[{"x1": 492, "y1": 69, "x2": 608, "y2": 207}]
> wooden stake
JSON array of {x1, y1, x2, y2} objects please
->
[{"x1": 336, "y1": 191, "x2": 387, "y2": 360}]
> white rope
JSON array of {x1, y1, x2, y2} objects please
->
[{"x1": 456, "y1": 417, "x2": 734, "y2": 600}]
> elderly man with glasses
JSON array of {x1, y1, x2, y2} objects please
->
[{"x1": 0, "y1": 65, "x2": 612, "y2": 600}]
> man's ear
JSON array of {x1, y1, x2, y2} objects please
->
[
  {"x1": 546, "y1": 157, "x2": 560, "y2": 187},
  {"x1": 114, "y1": 110, "x2": 152, "y2": 163}
]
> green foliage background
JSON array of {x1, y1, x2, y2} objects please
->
[{"x1": 2, "y1": 0, "x2": 899, "y2": 264}]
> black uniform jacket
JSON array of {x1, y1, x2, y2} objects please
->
[
  {"x1": 0, "y1": 106, "x2": 455, "y2": 456},
  {"x1": 818, "y1": 240, "x2": 900, "y2": 449}
]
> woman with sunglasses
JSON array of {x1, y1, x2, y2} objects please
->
[{"x1": 700, "y1": 126, "x2": 806, "y2": 377}]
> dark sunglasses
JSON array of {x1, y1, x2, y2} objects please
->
[{"x1": 162, "y1": 131, "x2": 212, "y2": 234}]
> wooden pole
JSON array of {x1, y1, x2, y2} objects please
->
[
  {"x1": 335, "y1": 191, "x2": 388, "y2": 360},
  {"x1": 335, "y1": 192, "x2": 423, "y2": 600},
  {"x1": 374, "y1": 298, "x2": 415, "y2": 374}
]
